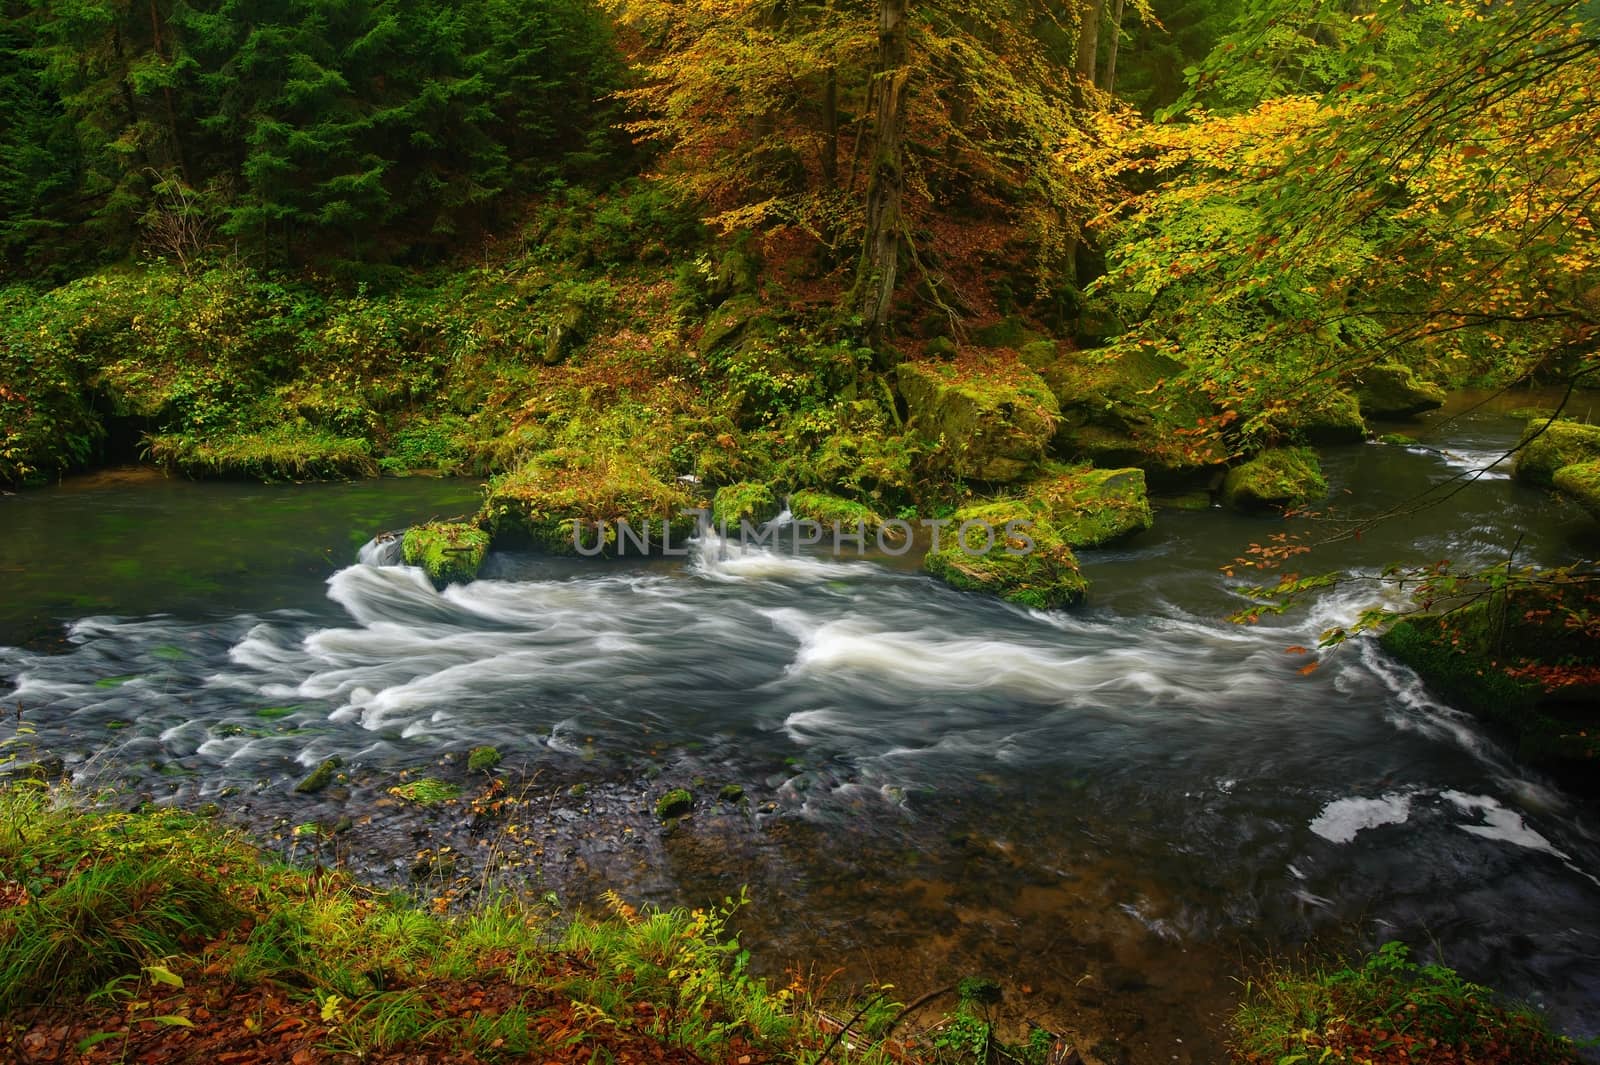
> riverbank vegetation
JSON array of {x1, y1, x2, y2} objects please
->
[{"x1": 1, "y1": 780, "x2": 1586, "y2": 1065}]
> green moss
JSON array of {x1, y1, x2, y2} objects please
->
[
  {"x1": 1221, "y1": 447, "x2": 1328, "y2": 511},
  {"x1": 481, "y1": 448, "x2": 698, "y2": 554},
  {"x1": 402, "y1": 522, "x2": 490, "y2": 584},
  {"x1": 389, "y1": 778, "x2": 461, "y2": 805},
  {"x1": 294, "y1": 756, "x2": 343, "y2": 794},
  {"x1": 897, "y1": 358, "x2": 1059, "y2": 483},
  {"x1": 466, "y1": 746, "x2": 502, "y2": 774},
  {"x1": 1354, "y1": 362, "x2": 1446, "y2": 418},
  {"x1": 1019, "y1": 341, "x2": 1224, "y2": 483},
  {"x1": 1025, "y1": 463, "x2": 1152, "y2": 548},
  {"x1": 717, "y1": 784, "x2": 745, "y2": 803},
  {"x1": 147, "y1": 424, "x2": 378, "y2": 482},
  {"x1": 1515, "y1": 420, "x2": 1600, "y2": 487},
  {"x1": 1378, "y1": 432, "x2": 1418, "y2": 446},
  {"x1": 786, "y1": 490, "x2": 888, "y2": 532},
  {"x1": 1552, "y1": 460, "x2": 1600, "y2": 519},
  {"x1": 923, "y1": 500, "x2": 1088, "y2": 609},
  {"x1": 1272, "y1": 389, "x2": 1366, "y2": 445},
  {"x1": 711, "y1": 482, "x2": 778, "y2": 529},
  {"x1": 654, "y1": 788, "x2": 693, "y2": 820}
]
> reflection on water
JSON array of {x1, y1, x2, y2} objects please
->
[{"x1": 2, "y1": 402, "x2": 1599, "y2": 1062}]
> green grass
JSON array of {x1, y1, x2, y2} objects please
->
[
  {"x1": 1230, "y1": 942, "x2": 1580, "y2": 1065},
  {"x1": 0, "y1": 784, "x2": 920, "y2": 1064}
]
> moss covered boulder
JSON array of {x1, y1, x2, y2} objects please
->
[
  {"x1": 1026, "y1": 463, "x2": 1153, "y2": 547},
  {"x1": 1221, "y1": 447, "x2": 1328, "y2": 511},
  {"x1": 711, "y1": 481, "x2": 779, "y2": 529},
  {"x1": 1018, "y1": 341, "x2": 1224, "y2": 484},
  {"x1": 897, "y1": 357, "x2": 1059, "y2": 482},
  {"x1": 1355, "y1": 362, "x2": 1446, "y2": 419},
  {"x1": 922, "y1": 465, "x2": 1148, "y2": 606},
  {"x1": 1272, "y1": 390, "x2": 1367, "y2": 445},
  {"x1": 1514, "y1": 419, "x2": 1600, "y2": 487},
  {"x1": 924, "y1": 500, "x2": 1087, "y2": 609},
  {"x1": 402, "y1": 522, "x2": 490, "y2": 584},
  {"x1": 481, "y1": 448, "x2": 699, "y2": 554},
  {"x1": 786, "y1": 490, "x2": 892, "y2": 536},
  {"x1": 1553, "y1": 460, "x2": 1600, "y2": 520}
]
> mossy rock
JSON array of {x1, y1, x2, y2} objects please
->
[
  {"x1": 897, "y1": 357, "x2": 1059, "y2": 483},
  {"x1": 1221, "y1": 448, "x2": 1328, "y2": 511},
  {"x1": 1514, "y1": 420, "x2": 1600, "y2": 487},
  {"x1": 718, "y1": 783, "x2": 745, "y2": 802},
  {"x1": 711, "y1": 482, "x2": 779, "y2": 529},
  {"x1": 1272, "y1": 389, "x2": 1367, "y2": 445},
  {"x1": 1018, "y1": 341, "x2": 1224, "y2": 484},
  {"x1": 924, "y1": 500, "x2": 1088, "y2": 609},
  {"x1": 655, "y1": 788, "x2": 693, "y2": 820},
  {"x1": 481, "y1": 448, "x2": 699, "y2": 554},
  {"x1": 294, "y1": 756, "x2": 343, "y2": 794},
  {"x1": 467, "y1": 745, "x2": 502, "y2": 773},
  {"x1": 786, "y1": 490, "x2": 890, "y2": 534},
  {"x1": 971, "y1": 316, "x2": 1035, "y2": 349},
  {"x1": 697, "y1": 295, "x2": 777, "y2": 356},
  {"x1": 1354, "y1": 362, "x2": 1446, "y2": 418},
  {"x1": 402, "y1": 522, "x2": 489, "y2": 585},
  {"x1": 1025, "y1": 463, "x2": 1153, "y2": 548},
  {"x1": 1552, "y1": 460, "x2": 1600, "y2": 520},
  {"x1": 1152, "y1": 491, "x2": 1213, "y2": 511},
  {"x1": 1378, "y1": 433, "x2": 1419, "y2": 446}
]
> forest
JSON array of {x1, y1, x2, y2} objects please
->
[{"x1": 2, "y1": 0, "x2": 1599, "y2": 1061}]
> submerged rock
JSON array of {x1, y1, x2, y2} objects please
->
[
  {"x1": 1355, "y1": 362, "x2": 1446, "y2": 419},
  {"x1": 481, "y1": 448, "x2": 699, "y2": 554},
  {"x1": 1513, "y1": 419, "x2": 1600, "y2": 487},
  {"x1": 1552, "y1": 460, "x2": 1600, "y2": 520},
  {"x1": 1221, "y1": 447, "x2": 1328, "y2": 511},
  {"x1": 295, "y1": 756, "x2": 343, "y2": 794},
  {"x1": 897, "y1": 357, "x2": 1059, "y2": 483},
  {"x1": 402, "y1": 521, "x2": 489, "y2": 584}
]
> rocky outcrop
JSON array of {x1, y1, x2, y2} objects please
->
[
  {"x1": 897, "y1": 357, "x2": 1059, "y2": 483},
  {"x1": 1018, "y1": 341, "x2": 1225, "y2": 486}
]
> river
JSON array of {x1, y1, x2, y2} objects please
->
[{"x1": 2, "y1": 394, "x2": 1598, "y2": 1063}]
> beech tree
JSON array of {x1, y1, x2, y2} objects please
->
[
  {"x1": 606, "y1": 0, "x2": 1123, "y2": 338},
  {"x1": 1082, "y1": 0, "x2": 1600, "y2": 441}
]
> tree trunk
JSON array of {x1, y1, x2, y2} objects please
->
[
  {"x1": 1075, "y1": 0, "x2": 1103, "y2": 86},
  {"x1": 1099, "y1": 0, "x2": 1125, "y2": 91},
  {"x1": 854, "y1": 0, "x2": 910, "y2": 341},
  {"x1": 147, "y1": 0, "x2": 188, "y2": 182},
  {"x1": 821, "y1": 65, "x2": 839, "y2": 189}
]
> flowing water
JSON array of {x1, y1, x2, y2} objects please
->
[{"x1": 3, "y1": 397, "x2": 1599, "y2": 1062}]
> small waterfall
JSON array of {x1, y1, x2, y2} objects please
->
[{"x1": 357, "y1": 531, "x2": 406, "y2": 567}]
